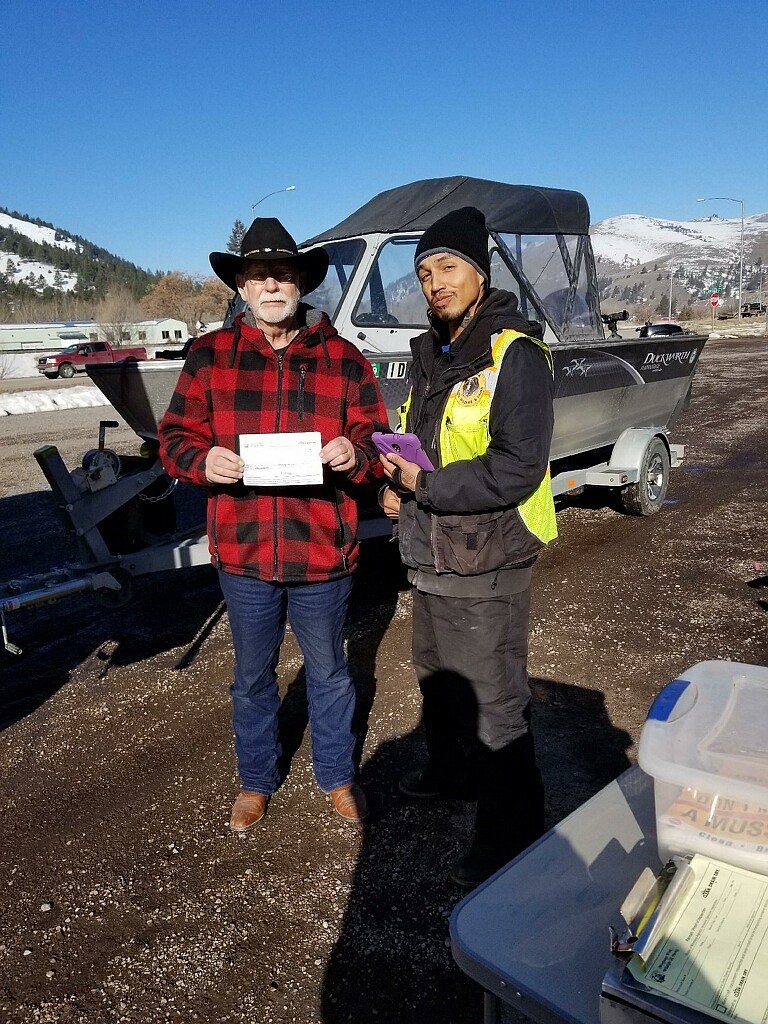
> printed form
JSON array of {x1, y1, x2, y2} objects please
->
[
  {"x1": 240, "y1": 432, "x2": 323, "y2": 487},
  {"x1": 628, "y1": 854, "x2": 768, "y2": 1023}
]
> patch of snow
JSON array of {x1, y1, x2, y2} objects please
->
[
  {"x1": 0, "y1": 353, "x2": 38, "y2": 378},
  {"x1": 0, "y1": 212, "x2": 77, "y2": 250},
  {"x1": 0, "y1": 387, "x2": 111, "y2": 417},
  {"x1": 1, "y1": 251, "x2": 78, "y2": 291}
]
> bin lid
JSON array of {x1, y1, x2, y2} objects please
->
[{"x1": 638, "y1": 661, "x2": 768, "y2": 803}]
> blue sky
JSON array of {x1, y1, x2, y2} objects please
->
[{"x1": 3, "y1": 0, "x2": 766, "y2": 277}]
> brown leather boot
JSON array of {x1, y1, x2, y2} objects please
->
[
  {"x1": 329, "y1": 783, "x2": 368, "y2": 823},
  {"x1": 230, "y1": 790, "x2": 269, "y2": 833}
]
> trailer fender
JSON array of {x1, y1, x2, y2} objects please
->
[
  {"x1": 608, "y1": 428, "x2": 670, "y2": 473},
  {"x1": 611, "y1": 429, "x2": 672, "y2": 516}
]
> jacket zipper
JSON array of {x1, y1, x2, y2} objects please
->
[
  {"x1": 211, "y1": 493, "x2": 221, "y2": 565},
  {"x1": 332, "y1": 491, "x2": 348, "y2": 572},
  {"x1": 272, "y1": 351, "x2": 284, "y2": 580},
  {"x1": 298, "y1": 364, "x2": 306, "y2": 421}
]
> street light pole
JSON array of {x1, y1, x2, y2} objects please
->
[
  {"x1": 250, "y1": 185, "x2": 296, "y2": 217},
  {"x1": 697, "y1": 196, "x2": 744, "y2": 321},
  {"x1": 668, "y1": 263, "x2": 674, "y2": 319}
]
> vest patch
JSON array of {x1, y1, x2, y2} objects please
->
[{"x1": 456, "y1": 374, "x2": 485, "y2": 405}]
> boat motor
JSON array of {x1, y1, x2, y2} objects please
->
[{"x1": 601, "y1": 310, "x2": 629, "y2": 339}]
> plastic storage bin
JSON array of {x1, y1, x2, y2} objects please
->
[{"x1": 638, "y1": 660, "x2": 768, "y2": 874}]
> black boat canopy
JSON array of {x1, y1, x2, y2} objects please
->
[{"x1": 302, "y1": 176, "x2": 590, "y2": 246}]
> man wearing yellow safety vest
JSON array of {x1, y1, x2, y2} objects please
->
[{"x1": 379, "y1": 206, "x2": 557, "y2": 889}]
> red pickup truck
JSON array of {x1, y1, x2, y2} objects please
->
[{"x1": 37, "y1": 341, "x2": 148, "y2": 379}]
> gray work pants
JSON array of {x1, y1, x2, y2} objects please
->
[
  {"x1": 412, "y1": 585, "x2": 545, "y2": 852},
  {"x1": 412, "y1": 586, "x2": 533, "y2": 764}
]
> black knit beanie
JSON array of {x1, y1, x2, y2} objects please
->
[{"x1": 414, "y1": 206, "x2": 490, "y2": 282}]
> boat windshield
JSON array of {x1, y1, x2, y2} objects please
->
[
  {"x1": 352, "y1": 237, "x2": 428, "y2": 329},
  {"x1": 496, "y1": 233, "x2": 603, "y2": 343},
  {"x1": 303, "y1": 238, "x2": 366, "y2": 321}
]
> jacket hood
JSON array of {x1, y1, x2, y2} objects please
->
[
  {"x1": 431, "y1": 288, "x2": 541, "y2": 347},
  {"x1": 229, "y1": 303, "x2": 338, "y2": 367},
  {"x1": 411, "y1": 288, "x2": 542, "y2": 380}
]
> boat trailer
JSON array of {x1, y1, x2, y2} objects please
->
[{"x1": 0, "y1": 419, "x2": 394, "y2": 655}]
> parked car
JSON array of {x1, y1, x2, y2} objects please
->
[
  {"x1": 37, "y1": 341, "x2": 148, "y2": 379},
  {"x1": 741, "y1": 302, "x2": 766, "y2": 317}
]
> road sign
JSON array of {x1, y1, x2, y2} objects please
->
[{"x1": 710, "y1": 294, "x2": 720, "y2": 307}]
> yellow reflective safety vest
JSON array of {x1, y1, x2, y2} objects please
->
[{"x1": 400, "y1": 329, "x2": 557, "y2": 547}]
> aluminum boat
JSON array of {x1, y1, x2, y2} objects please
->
[{"x1": 87, "y1": 176, "x2": 708, "y2": 465}]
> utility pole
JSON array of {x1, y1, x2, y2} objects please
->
[{"x1": 697, "y1": 197, "x2": 744, "y2": 321}]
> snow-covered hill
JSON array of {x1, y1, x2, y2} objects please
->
[
  {"x1": 0, "y1": 212, "x2": 77, "y2": 251},
  {"x1": 590, "y1": 212, "x2": 768, "y2": 309},
  {"x1": 590, "y1": 213, "x2": 768, "y2": 272},
  {"x1": 1, "y1": 255, "x2": 78, "y2": 291},
  {"x1": 0, "y1": 211, "x2": 79, "y2": 291}
]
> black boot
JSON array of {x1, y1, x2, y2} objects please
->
[{"x1": 450, "y1": 732, "x2": 545, "y2": 889}]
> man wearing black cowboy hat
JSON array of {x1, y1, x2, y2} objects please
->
[{"x1": 159, "y1": 218, "x2": 388, "y2": 832}]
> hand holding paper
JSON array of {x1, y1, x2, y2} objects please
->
[
  {"x1": 320, "y1": 435, "x2": 357, "y2": 473},
  {"x1": 205, "y1": 445, "x2": 245, "y2": 485}
]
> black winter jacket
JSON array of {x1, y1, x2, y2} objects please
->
[{"x1": 398, "y1": 289, "x2": 555, "y2": 579}]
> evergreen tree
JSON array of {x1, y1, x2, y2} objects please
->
[{"x1": 227, "y1": 219, "x2": 246, "y2": 253}]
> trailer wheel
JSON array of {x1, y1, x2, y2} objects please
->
[
  {"x1": 58, "y1": 363, "x2": 75, "y2": 379},
  {"x1": 620, "y1": 437, "x2": 670, "y2": 516}
]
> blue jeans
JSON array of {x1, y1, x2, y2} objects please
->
[{"x1": 218, "y1": 570, "x2": 357, "y2": 795}]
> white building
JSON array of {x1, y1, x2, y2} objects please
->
[{"x1": 0, "y1": 318, "x2": 189, "y2": 353}]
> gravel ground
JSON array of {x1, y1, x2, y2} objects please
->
[{"x1": 0, "y1": 336, "x2": 767, "y2": 1024}]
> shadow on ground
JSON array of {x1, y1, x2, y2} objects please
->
[
  {"x1": 320, "y1": 674, "x2": 632, "y2": 1023},
  {"x1": 275, "y1": 537, "x2": 409, "y2": 783},
  {"x1": 0, "y1": 563, "x2": 223, "y2": 730}
]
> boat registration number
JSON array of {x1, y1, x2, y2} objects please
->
[{"x1": 369, "y1": 360, "x2": 409, "y2": 380}]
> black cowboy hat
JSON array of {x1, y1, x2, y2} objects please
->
[{"x1": 209, "y1": 217, "x2": 329, "y2": 294}]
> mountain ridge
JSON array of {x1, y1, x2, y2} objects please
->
[
  {"x1": 591, "y1": 212, "x2": 768, "y2": 315},
  {"x1": 0, "y1": 208, "x2": 159, "y2": 304},
  {"x1": 3, "y1": 205, "x2": 767, "y2": 320}
]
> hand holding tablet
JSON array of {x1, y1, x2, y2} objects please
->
[{"x1": 372, "y1": 431, "x2": 434, "y2": 471}]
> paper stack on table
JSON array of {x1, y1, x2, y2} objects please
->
[{"x1": 623, "y1": 854, "x2": 768, "y2": 1024}]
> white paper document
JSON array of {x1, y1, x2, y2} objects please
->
[
  {"x1": 240, "y1": 432, "x2": 323, "y2": 487},
  {"x1": 628, "y1": 854, "x2": 768, "y2": 1024}
]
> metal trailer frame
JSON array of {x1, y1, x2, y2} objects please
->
[{"x1": 551, "y1": 429, "x2": 684, "y2": 496}]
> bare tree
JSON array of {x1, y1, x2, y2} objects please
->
[
  {"x1": 197, "y1": 278, "x2": 232, "y2": 322},
  {"x1": 634, "y1": 299, "x2": 656, "y2": 323},
  {"x1": 96, "y1": 288, "x2": 145, "y2": 348}
]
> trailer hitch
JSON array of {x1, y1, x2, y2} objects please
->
[{"x1": 1, "y1": 571, "x2": 122, "y2": 655}]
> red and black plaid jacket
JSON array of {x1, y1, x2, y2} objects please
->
[{"x1": 159, "y1": 308, "x2": 388, "y2": 582}]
